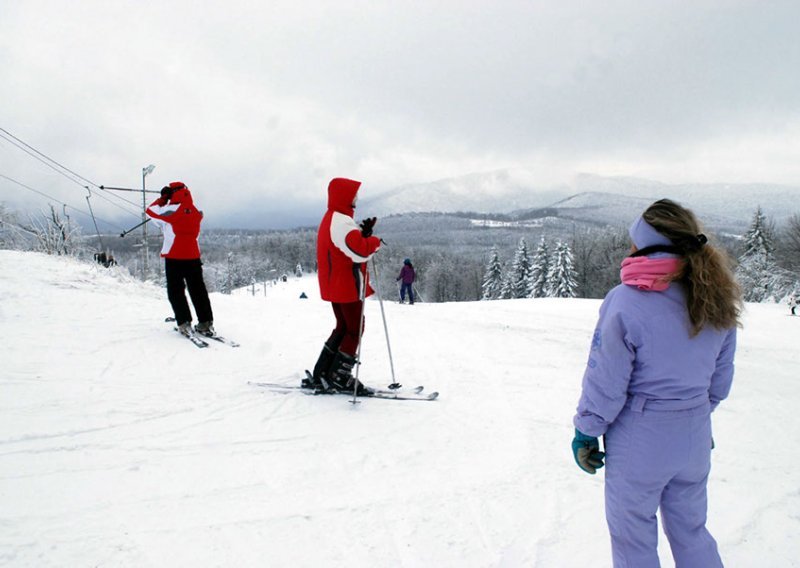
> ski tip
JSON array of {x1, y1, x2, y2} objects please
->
[{"x1": 428, "y1": 392, "x2": 439, "y2": 400}]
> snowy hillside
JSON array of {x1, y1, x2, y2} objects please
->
[
  {"x1": 361, "y1": 169, "x2": 569, "y2": 216},
  {"x1": 361, "y1": 170, "x2": 800, "y2": 230},
  {"x1": 542, "y1": 192, "x2": 655, "y2": 227},
  {"x1": 1, "y1": 250, "x2": 799, "y2": 567},
  {"x1": 542, "y1": 192, "x2": 745, "y2": 233},
  {"x1": 570, "y1": 174, "x2": 800, "y2": 227}
]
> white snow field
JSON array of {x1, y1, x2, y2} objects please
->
[{"x1": 1, "y1": 249, "x2": 798, "y2": 567}]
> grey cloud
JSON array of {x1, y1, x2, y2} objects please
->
[{"x1": 2, "y1": 0, "x2": 799, "y2": 229}]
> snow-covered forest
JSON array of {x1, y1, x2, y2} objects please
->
[{"x1": 2, "y1": 202, "x2": 799, "y2": 305}]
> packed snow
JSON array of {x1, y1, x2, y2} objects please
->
[{"x1": 1, "y1": 250, "x2": 798, "y2": 567}]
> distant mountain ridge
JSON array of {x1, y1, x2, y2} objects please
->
[
  {"x1": 361, "y1": 170, "x2": 800, "y2": 231},
  {"x1": 361, "y1": 168, "x2": 569, "y2": 216}
]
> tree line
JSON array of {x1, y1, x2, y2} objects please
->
[{"x1": 2, "y1": 202, "x2": 799, "y2": 304}]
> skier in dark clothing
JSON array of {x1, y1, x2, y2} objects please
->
[
  {"x1": 303, "y1": 177, "x2": 381, "y2": 394},
  {"x1": 145, "y1": 181, "x2": 215, "y2": 337},
  {"x1": 397, "y1": 258, "x2": 416, "y2": 304}
]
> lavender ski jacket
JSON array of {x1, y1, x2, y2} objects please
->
[{"x1": 574, "y1": 282, "x2": 736, "y2": 437}]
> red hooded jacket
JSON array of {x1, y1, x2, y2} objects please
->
[
  {"x1": 145, "y1": 182, "x2": 203, "y2": 260},
  {"x1": 317, "y1": 178, "x2": 381, "y2": 303}
]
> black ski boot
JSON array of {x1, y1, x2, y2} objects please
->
[
  {"x1": 302, "y1": 342, "x2": 337, "y2": 391},
  {"x1": 329, "y1": 351, "x2": 374, "y2": 396},
  {"x1": 195, "y1": 321, "x2": 215, "y2": 337}
]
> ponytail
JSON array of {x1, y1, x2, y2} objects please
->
[{"x1": 681, "y1": 243, "x2": 742, "y2": 335}]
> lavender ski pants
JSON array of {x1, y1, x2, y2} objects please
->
[{"x1": 604, "y1": 397, "x2": 723, "y2": 568}]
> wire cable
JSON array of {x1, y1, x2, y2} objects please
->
[
  {"x1": 0, "y1": 128, "x2": 142, "y2": 213},
  {"x1": 0, "y1": 127, "x2": 98, "y2": 187},
  {"x1": 0, "y1": 173, "x2": 126, "y2": 231}
]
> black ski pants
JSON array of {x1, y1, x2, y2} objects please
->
[{"x1": 165, "y1": 258, "x2": 213, "y2": 326}]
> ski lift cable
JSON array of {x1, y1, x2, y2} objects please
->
[
  {"x1": 0, "y1": 127, "x2": 99, "y2": 187},
  {"x1": 0, "y1": 129, "x2": 142, "y2": 213},
  {"x1": 0, "y1": 156, "x2": 139, "y2": 222},
  {"x1": 0, "y1": 131, "x2": 95, "y2": 190},
  {"x1": 0, "y1": 173, "x2": 126, "y2": 231}
]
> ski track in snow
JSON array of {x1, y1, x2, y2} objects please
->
[{"x1": 1, "y1": 250, "x2": 798, "y2": 567}]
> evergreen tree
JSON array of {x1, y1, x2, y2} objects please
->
[
  {"x1": 736, "y1": 253, "x2": 776, "y2": 302},
  {"x1": 481, "y1": 246, "x2": 504, "y2": 300},
  {"x1": 499, "y1": 272, "x2": 515, "y2": 299},
  {"x1": 741, "y1": 206, "x2": 776, "y2": 258},
  {"x1": 529, "y1": 237, "x2": 551, "y2": 298},
  {"x1": 547, "y1": 241, "x2": 578, "y2": 298},
  {"x1": 779, "y1": 213, "x2": 800, "y2": 273},
  {"x1": 508, "y1": 237, "x2": 533, "y2": 298},
  {"x1": 737, "y1": 206, "x2": 784, "y2": 302}
]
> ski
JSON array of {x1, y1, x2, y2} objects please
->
[
  {"x1": 249, "y1": 381, "x2": 438, "y2": 401},
  {"x1": 303, "y1": 370, "x2": 423, "y2": 394},
  {"x1": 175, "y1": 327, "x2": 209, "y2": 348},
  {"x1": 195, "y1": 331, "x2": 240, "y2": 348},
  {"x1": 165, "y1": 317, "x2": 240, "y2": 347}
]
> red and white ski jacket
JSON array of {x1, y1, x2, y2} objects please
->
[
  {"x1": 145, "y1": 183, "x2": 203, "y2": 260},
  {"x1": 317, "y1": 178, "x2": 381, "y2": 303}
]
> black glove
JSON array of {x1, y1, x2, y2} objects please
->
[
  {"x1": 359, "y1": 217, "x2": 377, "y2": 237},
  {"x1": 160, "y1": 186, "x2": 174, "y2": 200}
]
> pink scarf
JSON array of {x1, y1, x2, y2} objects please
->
[{"x1": 620, "y1": 256, "x2": 682, "y2": 291}]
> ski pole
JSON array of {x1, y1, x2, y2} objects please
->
[
  {"x1": 350, "y1": 266, "x2": 369, "y2": 405},
  {"x1": 370, "y1": 254, "x2": 400, "y2": 390}
]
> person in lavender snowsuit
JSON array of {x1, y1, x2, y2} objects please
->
[
  {"x1": 572, "y1": 199, "x2": 742, "y2": 567},
  {"x1": 396, "y1": 258, "x2": 416, "y2": 304}
]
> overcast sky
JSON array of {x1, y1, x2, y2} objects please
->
[{"x1": 1, "y1": 0, "x2": 799, "y2": 230}]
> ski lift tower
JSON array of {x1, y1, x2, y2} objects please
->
[{"x1": 142, "y1": 164, "x2": 156, "y2": 278}]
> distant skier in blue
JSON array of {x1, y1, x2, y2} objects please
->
[{"x1": 572, "y1": 199, "x2": 742, "y2": 567}]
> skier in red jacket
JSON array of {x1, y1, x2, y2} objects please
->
[
  {"x1": 305, "y1": 177, "x2": 381, "y2": 394},
  {"x1": 145, "y1": 181, "x2": 214, "y2": 337}
]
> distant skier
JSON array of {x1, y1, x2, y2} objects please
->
[
  {"x1": 93, "y1": 251, "x2": 116, "y2": 268},
  {"x1": 572, "y1": 199, "x2": 742, "y2": 567},
  {"x1": 304, "y1": 177, "x2": 381, "y2": 394},
  {"x1": 396, "y1": 258, "x2": 416, "y2": 304},
  {"x1": 145, "y1": 181, "x2": 215, "y2": 337},
  {"x1": 788, "y1": 292, "x2": 798, "y2": 315}
]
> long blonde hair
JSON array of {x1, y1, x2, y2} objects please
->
[{"x1": 642, "y1": 199, "x2": 743, "y2": 335}]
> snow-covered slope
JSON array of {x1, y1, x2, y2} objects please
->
[
  {"x1": 1, "y1": 250, "x2": 798, "y2": 567},
  {"x1": 543, "y1": 192, "x2": 655, "y2": 227},
  {"x1": 541, "y1": 191, "x2": 745, "y2": 232},
  {"x1": 361, "y1": 169, "x2": 570, "y2": 216},
  {"x1": 361, "y1": 170, "x2": 800, "y2": 230},
  {"x1": 571, "y1": 174, "x2": 800, "y2": 226}
]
